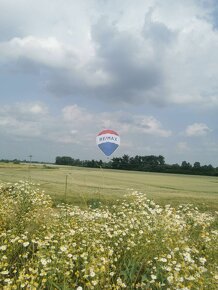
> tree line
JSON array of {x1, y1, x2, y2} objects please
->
[{"x1": 55, "y1": 155, "x2": 218, "y2": 176}]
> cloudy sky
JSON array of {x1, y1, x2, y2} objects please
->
[{"x1": 0, "y1": 0, "x2": 218, "y2": 165}]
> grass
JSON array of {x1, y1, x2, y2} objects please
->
[
  {"x1": 0, "y1": 182, "x2": 217, "y2": 289},
  {"x1": 0, "y1": 163, "x2": 217, "y2": 212},
  {"x1": 0, "y1": 165, "x2": 217, "y2": 289}
]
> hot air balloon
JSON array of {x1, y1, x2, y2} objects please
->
[{"x1": 96, "y1": 129, "x2": 120, "y2": 157}]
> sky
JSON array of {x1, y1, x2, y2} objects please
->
[{"x1": 0, "y1": 0, "x2": 218, "y2": 165}]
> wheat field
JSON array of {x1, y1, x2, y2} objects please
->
[{"x1": 0, "y1": 163, "x2": 217, "y2": 211}]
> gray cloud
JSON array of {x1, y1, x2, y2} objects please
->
[
  {"x1": 90, "y1": 18, "x2": 165, "y2": 103},
  {"x1": 39, "y1": 18, "x2": 167, "y2": 105},
  {"x1": 0, "y1": 0, "x2": 218, "y2": 165},
  {"x1": 1, "y1": 1, "x2": 218, "y2": 107}
]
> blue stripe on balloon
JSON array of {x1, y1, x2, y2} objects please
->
[{"x1": 98, "y1": 142, "x2": 119, "y2": 156}]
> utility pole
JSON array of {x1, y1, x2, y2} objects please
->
[
  {"x1": 64, "y1": 174, "x2": 68, "y2": 203},
  {"x1": 28, "y1": 155, "x2": 32, "y2": 180},
  {"x1": 28, "y1": 155, "x2": 32, "y2": 166}
]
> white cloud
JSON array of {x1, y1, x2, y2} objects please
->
[
  {"x1": 185, "y1": 123, "x2": 212, "y2": 137},
  {"x1": 0, "y1": 103, "x2": 49, "y2": 138},
  {"x1": 0, "y1": 101, "x2": 217, "y2": 164},
  {"x1": 176, "y1": 142, "x2": 190, "y2": 152},
  {"x1": 0, "y1": 35, "x2": 113, "y2": 89},
  {"x1": 133, "y1": 116, "x2": 172, "y2": 137},
  {"x1": 62, "y1": 106, "x2": 172, "y2": 139},
  {"x1": 165, "y1": 16, "x2": 218, "y2": 107},
  {"x1": 0, "y1": 102, "x2": 172, "y2": 145},
  {"x1": 29, "y1": 104, "x2": 46, "y2": 114},
  {"x1": 0, "y1": 103, "x2": 48, "y2": 123},
  {"x1": 62, "y1": 105, "x2": 92, "y2": 123},
  {"x1": 0, "y1": 36, "x2": 80, "y2": 69}
]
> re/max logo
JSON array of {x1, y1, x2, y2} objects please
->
[{"x1": 99, "y1": 136, "x2": 118, "y2": 142}]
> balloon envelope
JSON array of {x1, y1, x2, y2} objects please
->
[{"x1": 96, "y1": 129, "x2": 120, "y2": 156}]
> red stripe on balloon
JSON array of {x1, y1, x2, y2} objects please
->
[{"x1": 97, "y1": 129, "x2": 119, "y2": 136}]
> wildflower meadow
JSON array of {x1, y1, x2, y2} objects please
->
[{"x1": 0, "y1": 181, "x2": 217, "y2": 289}]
